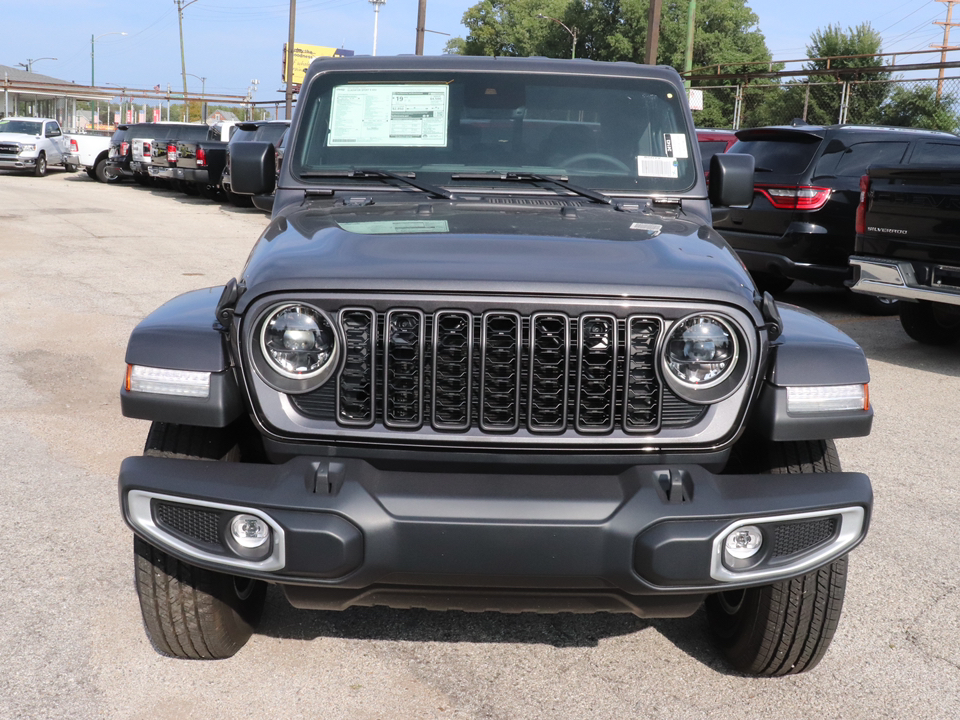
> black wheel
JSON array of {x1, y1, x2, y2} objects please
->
[
  {"x1": 33, "y1": 152, "x2": 47, "y2": 177},
  {"x1": 86, "y1": 167, "x2": 98, "y2": 180},
  {"x1": 899, "y1": 300, "x2": 960, "y2": 345},
  {"x1": 95, "y1": 157, "x2": 120, "y2": 183},
  {"x1": 180, "y1": 181, "x2": 200, "y2": 196},
  {"x1": 707, "y1": 439, "x2": 848, "y2": 676},
  {"x1": 65, "y1": 162, "x2": 79, "y2": 173},
  {"x1": 751, "y1": 271, "x2": 793, "y2": 296},
  {"x1": 134, "y1": 422, "x2": 266, "y2": 659},
  {"x1": 850, "y1": 291, "x2": 900, "y2": 316},
  {"x1": 134, "y1": 172, "x2": 150, "y2": 186}
]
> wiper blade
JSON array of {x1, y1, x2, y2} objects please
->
[
  {"x1": 299, "y1": 168, "x2": 451, "y2": 199},
  {"x1": 449, "y1": 171, "x2": 623, "y2": 210}
]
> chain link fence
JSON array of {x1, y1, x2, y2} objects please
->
[{"x1": 692, "y1": 76, "x2": 960, "y2": 132}]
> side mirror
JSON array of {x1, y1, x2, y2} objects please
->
[
  {"x1": 709, "y1": 153, "x2": 755, "y2": 207},
  {"x1": 230, "y1": 141, "x2": 276, "y2": 196}
]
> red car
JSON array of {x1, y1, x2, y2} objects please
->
[{"x1": 696, "y1": 128, "x2": 737, "y2": 171}]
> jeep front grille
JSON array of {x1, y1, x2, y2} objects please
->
[{"x1": 291, "y1": 308, "x2": 701, "y2": 435}]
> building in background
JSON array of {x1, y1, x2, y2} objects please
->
[{"x1": 1, "y1": 64, "x2": 112, "y2": 131}]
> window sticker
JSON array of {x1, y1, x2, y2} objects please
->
[
  {"x1": 629, "y1": 222, "x2": 662, "y2": 237},
  {"x1": 329, "y1": 84, "x2": 449, "y2": 147},
  {"x1": 338, "y1": 220, "x2": 450, "y2": 234},
  {"x1": 637, "y1": 156, "x2": 679, "y2": 178},
  {"x1": 664, "y1": 133, "x2": 689, "y2": 159}
]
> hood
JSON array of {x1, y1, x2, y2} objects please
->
[
  {"x1": 236, "y1": 198, "x2": 757, "y2": 313},
  {"x1": 0, "y1": 133, "x2": 41, "y2": 144}
]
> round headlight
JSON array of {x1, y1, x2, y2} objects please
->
[
  {"x1": 664, "y1": 315, "x2": 738, "y2": 388},
  {"x1": 260, "y1": 304, "x2": 336, "y2": 380}
]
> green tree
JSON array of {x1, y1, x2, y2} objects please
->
[{"x1": 874, "y1": 84, "x2": 959, "y2": 133}]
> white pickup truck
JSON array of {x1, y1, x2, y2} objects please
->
[
  {"x1": 65, "y1": 132, "x2": 113, "y2": 182},
  {"x1": 0, "y1": 117, "x2": 74, "y2": 176}
]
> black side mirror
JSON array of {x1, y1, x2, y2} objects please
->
[
  {"x1": 709, "y1": 153, "x2": 755, "y2": 207},
  {"x1": 230, "y1": 141, "x2": 276, "y2": 196}
]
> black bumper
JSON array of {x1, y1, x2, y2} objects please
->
[
  {"x1": 119, "y1": 453, "x2": 872, "y2": 615},
  {"x1": 719, "y1": 225, "x2": 852, "y2": 286},
  {"x1": 148, "y1": 165, "x2": 210, "y2": 184}
]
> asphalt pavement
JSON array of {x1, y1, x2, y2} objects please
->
[{"x1": 1, "y1": 168, "x2": 958, "y2": 720}]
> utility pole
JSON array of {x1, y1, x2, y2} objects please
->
[
  {"x1": 285, "y1": 0, "x2": 296, "y2": 121},
  {"x1": 415, "y1": 0, "x2": 427, "y2": 55},
  {"x1": 644, "y1": 0, "x2": 663, "y2": 66},
  {"x1": 933, "y1": 0, "x2": 960, "y2": 102},
  {"x1": 370, "y1": 0, "x2": 387, "y2": 56},
  {"x1": 175, "y1": 0, "x2": 199, "y2": 122}
]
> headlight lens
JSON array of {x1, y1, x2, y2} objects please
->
[
  {"x1": 19, "y1": 144, "x2": 36, "y2": 153},
  {"x1": 260, "y1": 304, "x2": 336, "y2": 379},
  {"x1": 665, "y1": 315, "x2": 738, "y2": 387}
]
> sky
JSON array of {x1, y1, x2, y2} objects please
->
[{"x1": 2, "y1": 0, "x2": 956, "y2": 103}]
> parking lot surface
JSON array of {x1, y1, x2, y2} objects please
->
[{"x1": 1, "y1": 169, "x2": 959, "y2": 720}]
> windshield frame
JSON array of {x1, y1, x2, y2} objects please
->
[{"x1": 288, "y1": 67, "x2": 701, "y2": 198}]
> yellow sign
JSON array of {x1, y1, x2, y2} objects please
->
[{"x1": 282, "y1": 43, "x2": 354, "y2": 85}]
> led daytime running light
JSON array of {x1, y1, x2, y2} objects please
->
[
  {"x1": 786, "y1": 384, "x2": 868, "y2": 414},
  {"x1": 127, "y1": 364, "x2": 211, "y2": 398}
]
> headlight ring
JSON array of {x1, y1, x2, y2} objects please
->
[
  {"x1": 661, "y1": 313, "x2": 747, "y2": 404},
  {"x1": 253, "y1": 302, "x2": 340, "y2": 394}
]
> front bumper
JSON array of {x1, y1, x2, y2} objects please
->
[
  {"x1": 849, "y1": 256, "x2": 960, "y2": 306},
  {"x1": 0, "y1": 155, "x2": 37, "y2": 169},
  {"x1": 119, "y1": 454, "x2": 872, "y2": 615}
]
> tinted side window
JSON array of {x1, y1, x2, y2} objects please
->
[
  {"x1": 698, "y1": 141, "x2": 729, "y2": 164},
  {"x1": 831, "y1": 141, "x2": 908, "y2": 176},
  {"x1": 257, "y1": 124, "x2": 288, "y2": 144},
  {"x1": 729, "y1": 136, "x2": 822, "y2": 174},
  {"x1": 910, "y1": 142, "x2": 960, "y2": 164}
]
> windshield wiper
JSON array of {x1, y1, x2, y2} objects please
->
[
  {"x1": 299, "y1": 169, "x2": 451, "y2": 199},
  {"x1": 449, "y1": 172, "x2": 624, "y2": 210}
]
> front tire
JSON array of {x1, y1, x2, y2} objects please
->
[
  {"x1": 707, "y1": 439, "x2": 848, "y2": 676},
  {"x1": 133, "y1": 422, "x2": 266, "y2": 659},
  {"x1": 899, "y1": 301, "x2": 960, "y2": 345},
  {"x1": 33, "y1": 152, "x2": 47, "y2": 177},
  {"x1": 134, "y1": 536, "x2": 266, "y2": 659},
  {"x1": 851, "y1": 291, "x2": 900, "y2": 316}
]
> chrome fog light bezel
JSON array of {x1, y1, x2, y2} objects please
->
[
  {"x1": 710, "y1": 507, "x2": 865, "y2": 583},
  {"x1": 127, "y1": 490, "x2": 286, "y2": 572}
]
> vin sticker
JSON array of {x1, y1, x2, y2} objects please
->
[
  {"x1": 637, "y1": 156, "x2": 679, "y2": 178},
  {"x1": 664, "y1": 133, "x2": 689, "y2": 159},
  {"x1": 630, "y1": 222, "x2": 662, "y2": 237}
]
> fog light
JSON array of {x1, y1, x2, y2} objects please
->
[
  {"x1": 230, "y1": 514, "x2": 270, "y2": 549},
  {"x1": 724, "y1": 525, "x2": 763, "y2": 559}
]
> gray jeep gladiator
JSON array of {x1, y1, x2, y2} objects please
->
[{"x1": 118, "y1": 55, "x2": 873, "y2": 676}]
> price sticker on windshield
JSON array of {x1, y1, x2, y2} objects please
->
[{"x1": 637, "y1": 156, "x2": 679, "y2": 178}]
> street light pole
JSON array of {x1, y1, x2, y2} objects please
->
[
  {"x1": 535, "y1": 14, "x2": 577, "y2": 59},
  {"x1": 370, "y1": 0, "x2": 387, "y2": 56},
  {"x1": 18, "y1": 58, "x2": 57, "y2": 73},
  {"x1": 91, "y1": 32, "x2": 126, "y2": 87},
  {"x1": 285, "y1": 0, "x2": 296, "y2": 121},
  {"x1": 186, "y1": 73, "x2": 206, "y2": 122}
]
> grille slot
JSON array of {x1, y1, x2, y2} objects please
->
[
  {"x1": 383, "y1": 309, "x2": 424, "y2": 429},
  {"x1": 481, "y1": 312, "x2": 522, "y2": 431},
  {"x1": 772, "y1": 518, "x2": 838, "y2": 557},
  {"x1": 623, "y1": 316, "x2": 662, "y2": 432},
  {"x1": 337, "y1": 308, "x2": 376, "y2": 426},
  {"x1": 155, "y1": 502, "x2": 221, "y2": 547},
  {"x1": 576, "y1": 314, "x2": 617, "y2": 433},
  {"x1": 432, "y1": 311, "x2": 473, "y2": 430},
  {"x1": 529, "y1": 313, "x2": 570, "y2": 432}
]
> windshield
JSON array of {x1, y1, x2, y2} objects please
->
[
  {"x1": 291, "y1": 70, "x2": 697, "y2": 194},
  {"x1": 0, "y1": 119, "x2": 42, "y2": 136}
]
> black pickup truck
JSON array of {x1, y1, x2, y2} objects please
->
[
  {"x1": 146, "y1": 123, "x2": 214, "y2": 193},
  {"x1": 118, "y1": 55, "x2": 873, "y2": 675},
  {"x1": 221, "y1": 120, "x2": 289, "y2": 207},
  {"x1": 173, "y1": 122, "x2": 239, "y2": 200},
  {"x1": 850, "y1": 161, "x2": 960, "y2": 344}
]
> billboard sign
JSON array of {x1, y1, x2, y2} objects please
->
[{"x1": 282, "y1": 43, "x2": 354, "y2": 86}]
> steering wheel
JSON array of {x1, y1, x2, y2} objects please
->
[{"x1": 560, "y1": 153, "x2": 631, "y2": 173}]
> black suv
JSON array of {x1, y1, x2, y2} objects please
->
[
  {"x1": 713, "y1": 122, "x2": 960, "y2": 310},
  {"x1": 118, "y1": 56, "x2": 873, "y2": 675}
]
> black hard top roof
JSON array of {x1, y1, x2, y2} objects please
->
[
  {"x1": 303, "y1": 54, "x2": 686, "y2": 86},
  {"x1": 737, "y1": 123, "x2": 959, "y2": 142}
]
